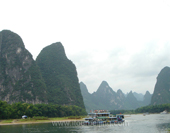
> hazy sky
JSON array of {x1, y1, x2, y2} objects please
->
[{"x1": 1, "y1": 0, "x2": 170, "y2": 94}]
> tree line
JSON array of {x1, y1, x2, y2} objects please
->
[
  {"x1": 110, "y1": 103, "x2": 170, "y2": 114},
  {"x1": 0, "y1": 100, "x2": 87, "y2": 119},
  {"x1": 110, "y1": 109, "x2": 135, "y2": 115},
  {"x1": 135, "y1": 103, "x2": 170, "y2": 113}
]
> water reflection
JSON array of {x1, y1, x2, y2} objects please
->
[{"x1": 157, "y1": 122, "x2": 170, "y2": 132}]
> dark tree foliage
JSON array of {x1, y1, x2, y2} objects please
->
[
  {"x1": 135, "y1": 103, "x2": 170, "y2": 113},
  {"x1": 36, "y1": 42, "x2": 85, "y2": 109},
  {"x1": 0, "y1": 101, "x2": 87, "y2": 119},
  {"x1": 110, "y1": 110, "x2": 135, "y2": 115},
  {"x1": 110, "y1": 104, "x2": 170, "y2": 114}
]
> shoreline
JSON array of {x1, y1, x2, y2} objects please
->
[
  {"x1": 0, "y1": 113, "x2": 161, "y2": 126},
  {"x1": 0, "y1": 119, "x2": 84, "y2": 126}
]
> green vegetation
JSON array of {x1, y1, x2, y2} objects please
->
[
  {"x1": 32, "y1": 116, "x2": 49, "y2": 120},
  {"x1": 0, "y1": 100, "x2": 87, "y2": 119},
  {"x1": 0, "y1": 30, "x2": 47, "y2": 103},
  {"x1": 49, "y1": 117, "x2": 68, "y2": 121},
  {"x1": 14, "y1": 117, "x2": 69, "y2": 123},
  {"x1": 19, "y1": 116, "x2": 49, "y2": 122},
  {"x1": 0, "y1": 30, "x2": 85, "y2": 113},
  {"x1": 167, "y1": 129, "x2": 170, "y2": 132},
  {"x1": 36, "y1": 42, "x2": 85, "y2": 109},
  {"x1": 0, "y1": 116, "x2": 85, "y2": 125},
  {"x1": 110, "y1": 110, "x2": 136, "y2": 115},
  {"x1": 67, "y1": 116, "x2": 83, "y2": 119},
  {"x1": 110, "y1": 103, "x2": 170, "y2": 114},
  {"x1": 1, "y1": 119, "x2": 13, "y2": 123},
  {"x1": 151, "y1": 67, "x2": 170, "y2": 105},
  {"x1": 135, "y1": 103, "x2": 170, "y2": 113}
]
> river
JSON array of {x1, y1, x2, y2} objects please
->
[{"x1": 0, "y1": 114, "x2": 170, "y2": 133}]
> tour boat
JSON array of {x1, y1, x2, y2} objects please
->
[{"x1": 83, "y1": 110, "x2": 124, "y2": 125}]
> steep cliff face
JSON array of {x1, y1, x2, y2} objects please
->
[
  {"x1": 116, "y1": 89, "x2": 126, "y2": 109},
  {"x1": 151, "y1": 66, "x2": 170, "y2": 105},
  {"x1": 80, "y1": 82, "x2": 96, "y2": 111},
  {"x1": 80, "y1": 82, "x2": 90, "y2": 98},
  {"x1": 143, "y1": 91, "x2": 152, "y2": 106},
  {"x1": 0, "y1": 30, "x2": 47, "y2": 104},
  {"x1": 36, "y1": 42, "x2": 85, "y2": 109}
]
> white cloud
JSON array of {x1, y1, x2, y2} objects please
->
[{"x1": 1, "y1": 0, "x2": 170, "y2": 94}]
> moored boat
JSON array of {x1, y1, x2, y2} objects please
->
[
  {"x1": 160, "y1": 110, "x2": 168, "y2": 114},
  {"x1": 83, "y1": 110, "x2": 125, "y2": 125},
  {"x1": 83, "y1": 117, "x2": 94, "y2": 125}
]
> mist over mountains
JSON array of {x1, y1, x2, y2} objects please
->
[
  {"x1": 80, "y1": 66, "x2": 170, "y2": 112},
  {"x1": 80, "y1": 81, "x2": 152, "y2": 111},
  {"x1": 0, "y1": 29, "x2": 170, "y2": 112}
]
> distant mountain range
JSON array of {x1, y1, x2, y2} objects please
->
[
  {"x1": 80, "y1": 81, "x2": 152, "y2": 111},
  {"x1": 1, "y1": 29, "x2": 169, "y2": 112},
  {"x1": 133, "y1": 92, "x2": 144, "y2": 101},
  {"x1": 81, "y1": 66, "x2": 170, "y2": 111}
]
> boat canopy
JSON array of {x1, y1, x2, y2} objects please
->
[
  {"x1": 97, "y1": 117, "x2": 108, "y2": 119},
  {"x1": 84, "y1": 117, "x2": 94, "y2": 120}
]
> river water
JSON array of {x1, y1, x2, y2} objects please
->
[{"x1": 0, "y1": 114, "x2": 170, "y2": 133}]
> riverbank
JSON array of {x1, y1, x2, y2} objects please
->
[{"x1": 0, "y1": 117, "x2": 84, "y2": 126}]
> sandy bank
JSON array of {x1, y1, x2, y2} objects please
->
[{"x1": 0, "y1": 119, "x2": 84, "y2": 126}]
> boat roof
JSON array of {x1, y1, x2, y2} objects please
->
[
  {"x1": 107, "y1": 117, "x2": 117, "y2": 119},
  {"x1": 116, "y1": 114, "x2": 124, "y2": 116},
  {"x1": 96, "y1": 117, "x2": 117, "y2": 119},
  {"x1": 84, "y1": 117, "x2": 94, "y2": 120},
  {"x1": 88, "y1": 112, "x2": 110, "y2": 115},
  {"x1": 97, "y1": 117, "x2": 108, "y2": 119},
  {"x1": 89, "y1": 110, "x2": 110, "y2": 113}
]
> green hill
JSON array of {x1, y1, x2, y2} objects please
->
[
  {"x1": 151, "y1": 66, "x2": 170, "y2": 105},
  {"x1": 36, "y1": 42, "x2": 85, "y2": 109},
  {"x1": 0, "y1": 30, "x2": 47, "y2": 103}
]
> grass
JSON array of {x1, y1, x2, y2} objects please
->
[
  {"x1": 33, "y1": 116, "x2": 49, "y2": 120},
  {"x1": 50, "y1": 117, "x2": 68, "y2": 120},
  {"x1": 68, "y1": 116, "x2": 83, "y2": 119},
  {"x1": 0, "y1": 116, "x2": 85, "y2": 125},
  {"x1": 167, "y1": 129, "x2": 170, "y2": 132},
  {"x1": 18, "y1": 116, "x2": 50, "y2": 122},
  {"x1": 1, "y1": 119, "x2": 13, "y2": 123},
  {"x1": 18, "y1": 117, "x2": 83, "y2": 123}
]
